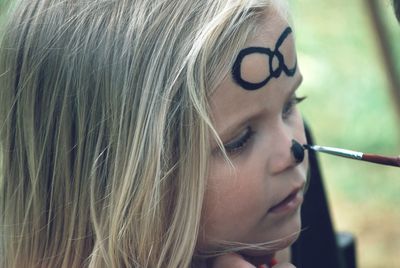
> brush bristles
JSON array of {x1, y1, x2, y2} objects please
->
[{"x1": 302, "y1": 144, "x2": 311, "y2": 150}]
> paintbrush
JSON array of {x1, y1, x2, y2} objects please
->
[{"x1": 303, "y1": 144, "x2": 400, "y2": 168}]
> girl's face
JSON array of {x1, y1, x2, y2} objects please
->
[{"x1": 199, "y1": 10, "x2": 309, "y2": 256}]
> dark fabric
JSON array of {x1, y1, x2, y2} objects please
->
[
  {"x1": 291, "y1": 123, "x2": 345, "y2": 268},
  {"x1": 394, "y1": 0, "x2": 400, "y2": 22}
]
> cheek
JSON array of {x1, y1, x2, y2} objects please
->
[
  {"x1": 205, "y1": 166, "x2": 265, "y2": 213},
  {"x1": 199, "y1": 158, "x2": 271, "y2": 245}
]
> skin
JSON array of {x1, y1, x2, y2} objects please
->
[{"x1": 198, "y1": 8, "x2": 309, "y2": 268}]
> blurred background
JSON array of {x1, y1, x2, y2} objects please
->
[
  {"x1": 291, "y1": 0, "x2": 400, "y2": 267},
  {"x1": 1, "y1": 0, "x2": 399, "y2": 267}
]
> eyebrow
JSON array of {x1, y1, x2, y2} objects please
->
[{"x1": 218, "y1": 75, "x2": 303, "y2": 142}]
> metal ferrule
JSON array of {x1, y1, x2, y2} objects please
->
[{"x1": 308, "y1": 145, "x2": 363, "y2": 160}]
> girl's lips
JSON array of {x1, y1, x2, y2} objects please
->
[{"x1": 268, "y1": 187, "x2": 303, "y2": 214}]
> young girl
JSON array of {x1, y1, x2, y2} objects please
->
[{"x1": 0, "y1": 0, "x2": 308, "y2": 267}]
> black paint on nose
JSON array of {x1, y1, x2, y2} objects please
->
[{"x1": 291, "y1": 139, "x2": 305, "y2": 163}]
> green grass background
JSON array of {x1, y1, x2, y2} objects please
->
[
  {"x1": 1, "y1": 0, "x2": 399, "y2": 267},
  {"x1": 291, "y1": 0, "x2": 400, "y2": 267}
]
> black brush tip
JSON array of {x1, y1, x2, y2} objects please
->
[{"x1": 303, "y1": 144, "x2": 311, "y2": 150}]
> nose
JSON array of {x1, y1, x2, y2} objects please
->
[{"x1": 267, "y1": 127, "x2": 303, "y2": 174}]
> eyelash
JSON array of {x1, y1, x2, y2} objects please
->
[
  {"x1": 223, "y1": 127, "x2": 255, "y2": 154},
  {"x1": 223, "y1": 95, "x2": 306, "y2": 154},
  {"x1": 282, "y1": 95, "x2": 306, "y2": 120}
]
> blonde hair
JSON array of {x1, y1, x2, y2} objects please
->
[{"x1": 0, "y1": 0, "x2": 287, "y2": 267}]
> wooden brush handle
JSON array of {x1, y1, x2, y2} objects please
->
[{"x1": 362, "y1": 154, "x2": 400, "y2": 167}]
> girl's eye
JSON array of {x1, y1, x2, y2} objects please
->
[
  {"x1": 282, "y1": 95, "x2": 306, "y2": 119},
  {"x1": 223, "y1": 126, "x2": 254, "y2": 154}
]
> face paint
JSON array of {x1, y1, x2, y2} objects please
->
[
  {"x1": 232, "y1": 26, "x2": 297, "y2": 90},
  {"x1": 291, "y1": 139, "x2": 305, "y2": 163}
]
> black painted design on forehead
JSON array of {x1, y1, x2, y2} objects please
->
[{"x1": 232, "y1": 26, "x2": 297, "y2": 90}]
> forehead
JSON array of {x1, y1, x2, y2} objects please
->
[{"x1": 209, "y1": 11, "x2": 298, "y2": 138}]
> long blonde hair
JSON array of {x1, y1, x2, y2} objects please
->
[{"x1": 0, "y1": 0, "x2": 286, "y2": 267}]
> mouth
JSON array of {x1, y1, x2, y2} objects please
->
[{"x1": 268, "y1": 187, "x2": 303, "y2": 214}]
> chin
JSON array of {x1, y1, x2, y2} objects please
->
[
  {"x1": 240, "y1": 226, "x2": 301, "y2": 266},
  {"x1": 280, "y1": 212, "x2": 302, "y2": 240},
  {"x1": 196, "y1": 210, "x2": 303, "y2": 259},
  {"x1": 263, "y1": 209, "x2": 303, "y2": 251}
]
